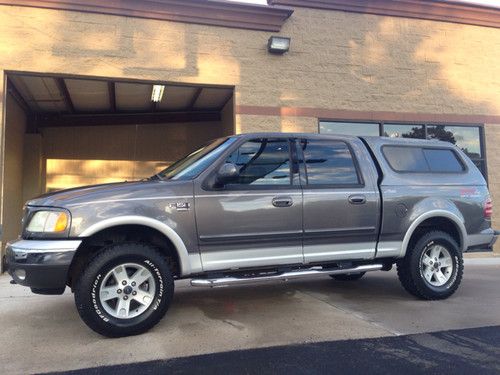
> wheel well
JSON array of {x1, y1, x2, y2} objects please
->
[
  {"x1": 67, "y1": 224, "x2": 181, "y2": 288},
  {"x1": 407, "y1": 216, "x2": 462, "y2": 253}
]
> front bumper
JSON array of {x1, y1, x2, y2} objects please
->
[
  {"x1": 465, "y1": 229, "x2": 499, "y2": 252},
  {"x1": 5, "y1": 239, "x2": 81, "y2": 294}
]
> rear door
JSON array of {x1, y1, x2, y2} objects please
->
[{"x1": 298, "y1": 137, "x2": 380, "y2": 263}]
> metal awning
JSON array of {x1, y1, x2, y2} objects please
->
[{"x1": 7, "y1": 73, "x2": 233, "y2": 129}]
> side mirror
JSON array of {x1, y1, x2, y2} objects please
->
[{"x1": 216, "y1": 163, "x2": 239, "y2": 185}]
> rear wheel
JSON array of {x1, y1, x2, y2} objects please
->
[
  {"x1": 397, "y1": 231, "x2": 463, "y2": 300},
  {"x1": 74, "y1": 242, "x2": 174, "y2": 337},
  {"x1": 330, "y1": 272, "x2": 365, "y2": 281}
]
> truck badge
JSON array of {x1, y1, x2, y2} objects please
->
[{"x1": 169, "y1": 202, "x2": 190, "y2": 212}]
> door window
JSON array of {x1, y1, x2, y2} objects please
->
[
  {"x1": 225, "y1": 138, "x2": 291, "y2": 186},
  {"x1": 300, "y1": 139, "x2": 361, "y2": 186}
]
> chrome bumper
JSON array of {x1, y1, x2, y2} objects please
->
[{"x1": 5, "y1": 239, "x2": 82, "y2": 293}]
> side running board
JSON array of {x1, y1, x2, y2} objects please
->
[{"x1": 191, "y1": 264, "x2": 383, "y2": 287}]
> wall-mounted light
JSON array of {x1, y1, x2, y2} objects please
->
[
  {"x1": 267, "y1": 36, "x2": 290, "y2": 54},
  {"x1": 151, "y1": 84, "x2": 165, "y2": 102}
]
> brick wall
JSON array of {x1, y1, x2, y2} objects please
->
[
  {"x1": 484, "y1": 124, "x2": 500, "y2": 248},
  {"x1": 0, "y1": 6, "x2": 498, "y2": 115}
]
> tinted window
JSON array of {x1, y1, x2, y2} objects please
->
[
  {"x1": 423, "y1": 149, "x2": 464, "y2": 172},
  {"x1": 383, "y1": 146, "x2": 429, "y2": 172},
  {"x1": 301, "y1": 140, "x2": 360, "y2": 185},
  {"x1": 225, "y1": 138, "x2": 291, "y2": 186},
  {"x1": 383, "y1": 146, "x2": 464, "y2": 173}
]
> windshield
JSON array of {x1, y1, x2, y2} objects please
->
[{"x1": 153, "y1": 137, "x2": 236, "y2": 181}]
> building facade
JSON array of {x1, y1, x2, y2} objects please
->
[{"x1": 0, "y1": 0, "x2": 499, "y2": 261}]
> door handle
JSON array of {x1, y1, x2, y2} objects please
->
[
  {"x1": 348, "y1": 195, "x2": 366, "y2": 205},
  {"x1": 272, "y1": 196, "x2": 293, "y2": 208}
]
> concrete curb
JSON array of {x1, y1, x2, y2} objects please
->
[{"x1": 464, "y1": 257, "x2": 500, "y2": 266}]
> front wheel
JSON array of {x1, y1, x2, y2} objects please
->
[
  {"x1": 397, "y1": 231, "x2": 463, "y2": 300},
  {"x1": 74, "y1": 243, "x2": 174, "y2": 337}
]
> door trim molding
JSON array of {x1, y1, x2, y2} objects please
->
[{"x1": 200, "y1": 230, "x2": 303, "y2": 244}]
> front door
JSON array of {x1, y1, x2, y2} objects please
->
[
  {"x1": 195, "y1": 137, "x2": 303, "y2": 271},
  {"x1": 298, "y1": 138, "x2": 380, "y2": 263}
]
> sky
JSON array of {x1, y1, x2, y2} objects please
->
[{"x1": 226, "y1": 0, "x2": 500, "y2": 8}]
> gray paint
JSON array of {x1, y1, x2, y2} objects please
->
[
  {"x1": 362, "y1": 136, "x2": 490, "y2": 254},
  {"x1": 13, "y1": 132, "x2": 496, "y2": 284},
  {"x1": 302, "y1": 137, "x2": 381, "y2": 262}
]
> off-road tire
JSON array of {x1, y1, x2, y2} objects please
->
[
  {"x1": 397, "y1": 231, "x2": 463, "y2": 300},
  {"x1": 330, "y1": 272, "x2": 366, "y2": 281},
  {"x1": 74, "y1": 242, "x2": 174, "y2": 337}
]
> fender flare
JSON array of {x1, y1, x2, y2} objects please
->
[
  {"x1": 401, "y1": 210, "x2": 467, "y2": 257},
  {"x1": 79, "y1": 216, "x2": 191, "y2": 276}
]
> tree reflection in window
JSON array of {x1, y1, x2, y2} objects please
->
[
  {"x1": 384, "y1": 124, "x2": 426, "y2": 139},
  {"x1": 427, "y1": 125, "x2": 481, "y2": 160}
]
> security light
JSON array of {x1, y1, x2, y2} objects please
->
[
  {"x1": 267, "y1": 36, "x2": 290, "y2": 54},
  {"x1": 151, "y1": 85, "x2": 165, "y2": 102}
]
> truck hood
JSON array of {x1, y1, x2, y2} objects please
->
[{"x1": 26, "y1": 180, "x2": 191, "y2": 208}]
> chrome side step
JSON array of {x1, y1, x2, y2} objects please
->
[{"x1": 190, "y1": 264, "x2": 384, "y2": 287}]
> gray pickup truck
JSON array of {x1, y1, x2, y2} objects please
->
[{"x1": 6, "y1": 133, "x2": 497, "y2": 337}]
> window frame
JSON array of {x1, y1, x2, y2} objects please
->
[
  {"x1": 296, "y1": 138, "x2": 365, "y2": 189},
  {"x1": 217, "y1": 137, "x2": 298, "y2": 191},
  {"x1": 318, "y1": 119, "x2": 487, "y2": 182}
]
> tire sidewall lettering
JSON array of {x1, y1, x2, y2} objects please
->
[
  {"x1": 144, "y1": 259, "x2": 164, "y2": 310},
  {"x1": 91, "y1": 273, "x2": 109, "y2": 322}
]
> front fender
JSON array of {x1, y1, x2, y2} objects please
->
[{"x1": 79, "y1": 216, "x2": 196, "y2": 276}]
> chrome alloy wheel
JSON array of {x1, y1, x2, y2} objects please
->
[
  {"x1": 420, "y1": 245, "x2": 454, "y2": 287},
  {"x1": 99, "y1": 263, "x2": 156, "y2": 319}
]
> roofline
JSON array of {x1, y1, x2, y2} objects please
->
[
  {"x1": 268, "y1": 0, "x2": 500, "y2": 29},
  {"x1": 232, "y1": 132, "x2": 446, "y2": 144},
  {"x1": 232, "y1": 131, "x2": 357, "y2": 139},
  {"x1": 0, "y1": 0, "x2": 294, "y2": 32}
]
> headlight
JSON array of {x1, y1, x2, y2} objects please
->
[{"x1": 26, "y1": 211, "x2": 69, "y2": 233}]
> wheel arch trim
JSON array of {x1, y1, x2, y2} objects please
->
[
  {"x1": 401, "y1": 210, "x2": 467, "y2": 257},
  {"x1": 78, "y1": 216, "x2": 192, "y2": 276}
]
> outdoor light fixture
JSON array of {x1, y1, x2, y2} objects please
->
[
  {"x1": 267, "y1": 36, "x2": 290, "y2": 54},
  {"x1": 151, "y1": 84, "x2": 165, "y2": 102}
]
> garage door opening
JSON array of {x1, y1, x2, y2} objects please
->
[{"x1": 2, "y1": 72, "x2": 234, "y2": 251}]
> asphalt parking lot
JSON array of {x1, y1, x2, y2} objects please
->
[{"x1": 1, "y1": 257, "x2": 499, "y2": 374}]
